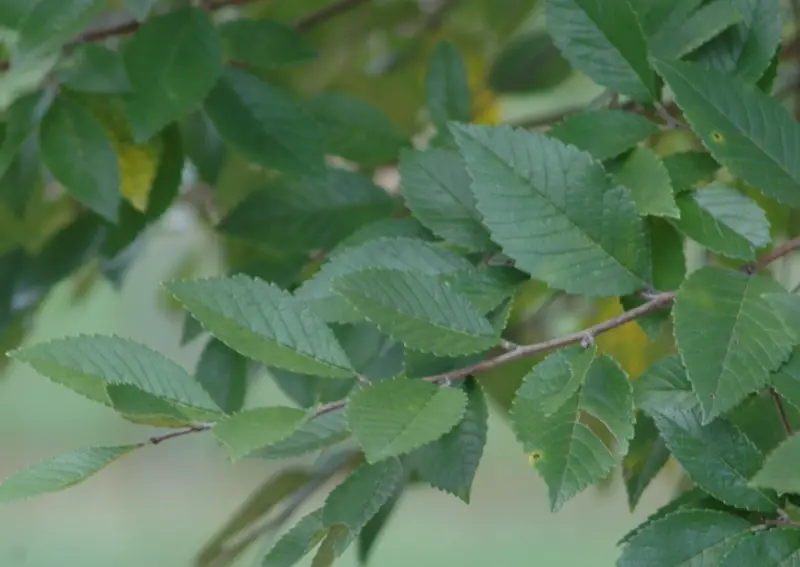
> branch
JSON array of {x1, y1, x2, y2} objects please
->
[
  {"x1": 749, "y1": 236, "x2": 800, "y2": 272},
  {"x1": 144, "y1": 424, "x2": 212, "y2": 446},
  {"x1": 770, "y1": 388, "x2": 793, "y2": 435}
]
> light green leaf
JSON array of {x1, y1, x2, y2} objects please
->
[
  {"x1": 611, "y1": 147, "x2": 679, "y2": 218},
  {"x1": 650, "y1": 0, "x2": 743, "y2": 60},
  {"x1": 763, "y1": 294, "x2": 800, "y2": 342},
  {"x1": 322, "y1": 458, "x2": 404, "y2": 534},
  {"x1": 662, "y1": 151, "x2": 720, "y2": 194},
  {"x1": 633, "y1": 354, "x2": 699, "y2": 415},
  {"x1": 426, "y1": 42, "x2": 470, "y2": 137},
  {"x1": 628, "y1": 0, "x2": 703, "y2": 39},
  {"x1": 719, "y1": 526, "x2": 800, "y2": 567},
  {"x1": 452, "y1": 123, "x2": 649, "y2": 296},
  {"x1": 618, "y1": 509, "x2": 752, "y2": 567},
  {"x1": 442, "y1": 266, "x2": 527, "y2": 315},
  {"x1": 310, "y1": 94, "x2": 408, "y2": 167},
  {"x1": 107, "y1": 384, "x2": 194, "y2": 428},
  {"x1": 123, "y1": 7, "x2": 222, "y2": 142},
  {"x1": 750, "y1": 434, "x2": 800, "y2": 494},
  {"x1": 673, "y1": 267, "x2": 794, "y2": 422},
  {"x1": 0, "y1": 445, "x2": 138, "y2": 503},
  {"x1": 212, "y1": 407, "x2": 309, "y2": 460},
  {"x1": 652, "y1": 406, "x2": 778, "y2": 511},
  {"x1": 168, "y1": 275, "x2": 354, "y2": 378},
  {"x1": 262, "y1": 509, "x2": 327, "y2": 567},
  {"x1": 217, "y1": 168, "x2": 394, "y2": 253},
  {"x1": 295, "y1": 237, "x2": 473, "y2": 323},
  {"x1": 772, "y1": 350, "x2": 800, "y2": 411},
  {"x1": 357, "y1": 481, "x2": 403, "y2": 565},
  {"x1": 399, "y1": 148, "x2": 493, "y2": 251},
  {"x1": 204, "y1": 68, "x2": 325, "y2": 177},
  {"x1": 219, "y1": 19, "x2": 316, "y2": 68},
  {"x1": 332, "y1": 268, "x2": 499, "y2": 356},
  {"x1": 692, "y1": 0, "x2": 781, "y2": 83},
  {"x1": 547, "y1": 109, "x2": 658, "y2": 161},
  {"x1": 512, "y1": 352, "x2": 634, "y2": 511},
  {"x1": 671, "y1": 186, "x2": 771, "y2": 260},
  {"x1": 347, "y1": 379, "x2": 468, "y2": 463},
  {"x1": 547, "y1": 0, "x2": 656, "y2": 101},
  {"x1": 623, "y1": 414, "x2": 670, "y2": 511},
  {"x1": 250, "y1": 409, "x2": 350, "y2": 460},
  {"x1": 195, "y1": 338, "x2": 247, "y2": 414},
  {"x1": 39, "y1": 95, "x2": 120, "y2": 222},
  {"x1": 56, "y1": 45, "x2": 132, "y2": 94},
  {"x1": 413, "y1": 379, "x2": 488, "y2": 503},
  {"x1": 12, "y1": 335, "x2": 220, "y2": 413},
  {"x1": 653, "y1": 58, "x2": 800, "y2": 207}
]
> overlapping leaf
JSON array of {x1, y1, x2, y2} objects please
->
[
  {"x1": 262, "y1": 509, "x2": 327, "y2": 567},
  {"x1": 771, "y1": 350, "x2": 800, "y2": 410},
  {"x1": 250, "y1": 409, "x2": 350, "y2": 460},
  {"x1": 633, "y1": 354, "x2": 699, "y2": 415},
  {"x1": 763, "y1": 294, "x2": 800, "y2": 342},
  {"x1": 107, "y1": 384, "x2": 194, "y2": 428},
  {"x1": 623, "y1": 414, "x2": 670, "y2": 511},
  {"x1": 212, "y1": 407, "x2": 309, "y2": 460},
  {"x1": 673, "y1": 267, "x2": 794, "y2": 422},
  {"x1": 426, "y1": 41, "x2": 470, "y2": 144},
  {"x1": 649, "y1": 0, "x2": 742, "y2": 60},
  {"x1": 195, "y1": 338, "x2": 248, "y2": 414},
  {"x1": 750, "y1": 434, "x2": 800, "y2": 494},
  {"x1": 611, "y1": 147, "x2": 679, "y2": 218},
  {"x1": 547, "y1": 109, "x2": 658, "y2": 161},
  {"x1": 168, "y1": 275, "x2": 354, "y2": 378},
  {"x1": 662, "y1": 150, "x2": 721, "y2": 194},
  {"x1": 719, "y1": 526, "x2": 800, "y2": 566},
  {"x1": 218, "y1": 19, "x2": 316, "y2": 68}
]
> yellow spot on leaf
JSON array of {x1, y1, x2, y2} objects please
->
[
  {"x1": 528, "y1": 452, "x2": 543, "y2": 465},
  {"x1": 711, "y1": 131, "x2": 724, "y2": 143}
]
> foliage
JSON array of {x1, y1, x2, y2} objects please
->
[{"x1": 1, "y1": 0, "x2": 800, "y2": 565}]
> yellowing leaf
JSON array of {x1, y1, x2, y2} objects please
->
[{"x1": 584, "y1": 298, "x2": 653, "y2": 379}]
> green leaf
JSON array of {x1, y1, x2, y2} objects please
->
[
  {"x1": 691, "y1": 0, "x2": 781, "y2": 83},
  {"x1": 625, "y1": 415, "x2": 670, "y2": 515},
  {"x1": 719, "y1": 526, "x2": 800, "y2": 566},
  {"x1": 452, "y1": 123, "x2": 649, "y2": 296},
  {"x1": 262, "y1": 509, "x2": 327, "y2": 567},
  {"x1": 662, "y1": 151, "x2": 720, "y2": 194},
  {"x1": 204, "y1": 68, "x2": 325, "y2": 177},
  {"x1": 399, "y1": 148, "x2": 493, "y2": 252},
  {"x1": 123, "y1": 7, "x2": 222, "y2": 142},
  {"x1": 413, "y1": 379, "x2": 488, "y2": 503},
  {"x1": 652, "y1": 406, "x2": 778, "y2": 511},
  {"x1": 195, "y1": 338, "x2": 247, "y2": 415},
  {"x1": 730, "y1": 390, "x2": 800, "y2": 455},
  {"x1": 671, "y1": 186, "x2": 771, "y2": 260},
  {"x1": 763, "y1": 294, "x2": 800, "y2": 343},
  {"x1": 250, "y1": 409, "x2": 350, "y2": 460},
  {"x1": 443, "y1": 266, "x2": 527, "y2": 315},
  {"x1": 0, "y1": 91, "x2": 48, "y2": 180},
  {"x1": 611, "y1": 147, "x2": 679, "y2": 218},
  {"x1": 487, "y1": 30, "x2": 572, "y2": 94},
  {"x1": 0, "y1": 134, "x2": 41, "y2": 217},
  {"x1": 633, "y1": 354, "x2": 698, "y2": 415},
  {"x1": 650, "y1": 0, "x2": 743, "y2": 60},
  {"x1": 39, "y1": 95, "x2": 120, "y2": 222},
  {"x1": 750, "y1": 434, "x2": 800, "y2": 494},
  {"x1": 217, "y1": 169, "x2": 394, "y2": 253},
  {"x1": 0, "y1": 445, "x2": 138, "y2": 503},
  {"x1": 124, "y1": 0, "x2": 157, "y2": 20},
  {"x1": 332, "y1": 268, "x2": 499, "y2": 356},
  {"x1": 212, "y1": 407, "x2": 308, "y2": 460},
  {"x1": 310, "y1": 94, "x2": 409, "y2": 167},
  {"x1": 322, "y1": 458, "x2": 404, "y2": 534},
  {"x1": 357, "y1": 480, "x2": 403, "y2": 564},
  {"x1": 219, "y1": 19, "x2": 316, "y2": 68},
  {"x1": 673, "y1": 267, "x2": 794, "y2": 422},
  {"x1": 180, "y1": 110, "x2": 225, "y2": 187},
  {"x1": 652, "y1": 58, "x2": 800, "y2": 207},
  {"x1": 168, "y1": 275, "x2": 354, "y2": 378},
  {"x1": 772, "y1": 350, "x2": 800, "y2": 411},
  {"x1": 512, "y1": 352, "x2": 634, "y2": 511},
  {"x1": 347, "y1": 379, "x2": 468, "y2": 463},
  {"x1": 107, "y1": 384, "x2": 194, "y2": 428},
  {"x1": 547, "y1": 109, "x2": 658, "y2": 162},
  {"x1": 426, "y1": 42, "x2": 470, "y2": 135},
  {"x1": 296, "y1": 237, "x2": 473, "y2": 323},
  {"x1": 617, "y1": 509, "x2": 752, "y2": 567},
  {"x1": 57, "y1": 45, "x2": 132, "y2": 94},
  {"x1": 547, "y1": 0, "x2": 656, "y2": 101},
  {"x1": 310, "y1": 524, "x2": 350, "y2": 567},
  {"x1": 12, "y1": 335, "x2": 220, "y2": 413},
  {"x1": 331, "y1": 218, "x2": 434, "y2": 254}
]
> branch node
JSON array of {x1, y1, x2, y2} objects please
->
[{"x1": 580, "y1": 333, "x2": 595, "y2": 349}]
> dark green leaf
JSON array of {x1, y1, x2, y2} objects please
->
[
  {"x1": 662, "y1": 151, "x2": 720, "y2": 194},
  {"x1": 0, "y1": 91, "x2": 48, "y2": 179},
  {"x1": 219, "y1": 19, "x2": 316, "y2": 68},
  {"x1": 650, "y1": 0, "x2": 743, "y2": 60},
  {"x1": 633, "y1": 354, "x2": 698, "y2": 415},
  {"x1": 623, "y1": 414, "x2": 670, "y2": 511},
  {"x1": 719, "y1": 526, "x2": 800, "y2": 567},
  {"x1": 195, "y1": 338, "x2": 247, "y2": 415},
  {"x1": 763, "y1": 294, "x2": 800, "y2": 343},
  {"x1": 57, "y1": 45, "x2": 131, "y2": 94},
  {"x1": 487, "y1": 30, "x2": 572, "y2": 94},
  {"x1": 750, "y1": 434, "x2": 800, "y2": 495},
  {"x1": 0, "y1": 134, "x2": 41, "y2": 217},
  {"x1": 106, "y1": 383, "x2": 194, "y2": 428},
  {"x1": 357, "y1": 479, "x2": 404, "y2": 564},
  {"x1": 772, "y1": 350, "x2": 800, "y2": 411},
  {"x1": 212, "y1": 407, "x2": 309, "y2": 460},
  {"x1": 311, "y1": 524, "x2": 350, "y2": 567},
  {"x1": 611, "y1": 147, "x2": 679, "y2": 218},
  {"x1": 547, "y1": 109, "x2": 658, "y2": 161},
  {"x1": 250, "y1": 409, "x2": 350, "y2": 460},
  {"x1": 262, "y1": 509, "x2": 327, "y2": 567},
  {"x1": 181, "y1": 110, "x2": 225, "y2": 186},
  {"x1": 426, "y1": 41, "x2": 470, "y2": 133},
  {"x1": 730, "y1": 390, "x2": 800, "y2": 455}
]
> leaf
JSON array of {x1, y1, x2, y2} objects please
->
[
  {"x1": 673, "y1": 267, "x2": 794, "y2": 422},
  {"x1": 691, "y1": 0, "x2": 781, "y2": 83},
  {"x1": 443, "y1": 266, "x2": 527, "y2": 315},
  {"x1": 652, "y1": 58, "x2": 800, "y2": 207},
  {"x1": 262, "y1": 509, "x2": 327, "y2": 567},
  {"x1": 195, "y1": 338, "x2": 248, "y2": 415},
  {"x1": 357, "y1": 480, "x2": 403, "y2": 564},
  {"x1": 772, "y1": 350, "x2": 800, "y2": 411},
  {"x1": 546, "y1": 0, "x2": 656, "y2": 101},
  {"x1": 662, "y1": 151, "x2": 720, "y2": 194},
  {"x1": 218, "y1": 19, "x2": 316, "y2": 68},
  {"x1": 730, "y1": 390, "x2": 800, "y2": 454},
  {"x1": 452, "y1": 123, "x2": 649, "y2": 296},
  {"x1": 651, "y1": 406, "x2": 778, "y2": 511},
  {"x1": 512, "y1": 352, "x2": 634, "y2": 511},
  {"x1": 332, "y1": 268, "x2": 499, "y2": 356},
  {"x1": 309, "y1": 94, "x2": 409, "y2": 167},
  {"x1": 0, "y1": 445, "x2": 138, "y2": 503},
  {"x1": 547, "y1": 109, "x2": 658, "y2": 162},
  {"x1": 671, "y1": 186, "x2": 771, "y2": 260},
  {"x1": 0, "y1": 134, "x2": 41, "y2": 217},
  {"x1": 322, "y1": 458, "x2": 404, "y2": 534},
  {"x1": 124, "y1": 0, "x2": 157, "y2": 20},
  {"x1": 611, "y1": 147, "x2": 679, "y2": 218},
  {"x1": 311, "y1": 524, "x2": 350, "y2": 567},
  {"x1": 168, "y1": 275, "x2": 354, "y2": 378},
  {"x1": 0, "y1": 91, "x2": 48, "y2": 180},
  {"x1": 762, "y1": 294, "x2": 800, "y2": 342},
  {"x1": 399, "y1": 148, "x2": 493, "y2": 251},
  {"x1": 413, "y1": 379, "x2": 488, "y2": 502},
  {"x1": 719, "y1": 526, "x2": 800, "y2": 566},
  {"x1": 487, "y1": 30, "x2": 572, "y2": 94},
  {"x1": 39, "y1": 95, "x2": 120, "y2": 222},
  {"x1": 617, "y1": 509, "x2": 752, "y2": 567},
  {"x1": 331, "y1": 218, "x2": 434, "y2": 254},
  {"x1": 623, "y1": 414, "x2": 670, "y2": 511},
  {"x1": 57, "y1": 45, "x2": 132, "y2": 94},
  {"x1": 212, "y1": 407, "x2": 308, "y2": 460},
  {"x1": 123, "y1": 7, "x2": 222, "y2": 142},
  {"x1": 347, "y1": 379, "x2": 468, "y2": 463},
  {"x1": 633, "y1": 354, "x2": 698, "y2": 415},
  {"x1": 295, "y1": 237, "x2": 473, "y2": 323},
  {"x1": 11, "y1": 335, "x2": 220, "y2": 414},
  {"x1": 217, "y1": 168, "x2": 394, "y2": 253},
  {"x1": 204, "y1": 68, "x2": 325, "y2": 177},
  {"x1": 750, "y1": 434, "x2": 800, "y2": 494},
  {"x1": 107, "y1": 384, "x2": 194, "y2": 428},
  {"x1": 650, "y1": 0, "x2": 743, "y2": 60},
  {"x1": 426, "y1": 42, "x2": 470, "y2": 134},
  {"x1": 250, "y1": 409, "x2": 350, "y2": 460}
]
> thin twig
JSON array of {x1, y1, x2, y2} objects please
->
[
  {"x1": 748, "y1": 237, "x2": 800, "y2": 272},
  {"x1": 146, "y1": 424, "x2": 212, "y2": 446},
  {"x1": 770, "y1": 388, "x2": 793, "y2": 435}
]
